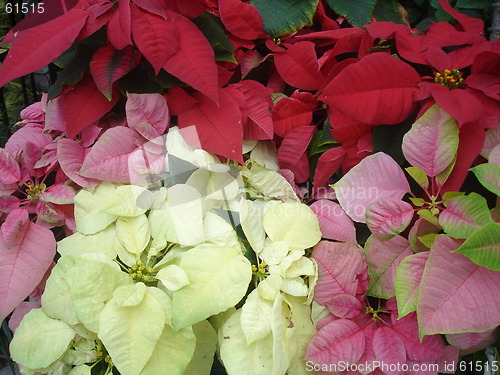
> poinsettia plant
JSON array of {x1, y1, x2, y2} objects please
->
[{"x1": 0, "y1": 0, "x2": 499, "y2": 374}]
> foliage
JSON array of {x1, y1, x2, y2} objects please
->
[{"x1": 0, "y1": 0, "x2": 499, "y2": 374}]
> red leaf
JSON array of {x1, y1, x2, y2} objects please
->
[
  {"x1": 178, "y1": 89, "x2": 243, "y2": 163},
  {"x1": 436, "y1": 0, "x2": 484, "y2": 34},
  {"x1": 163, "y1": 12, "x2": 219, "y2": 102},
  {"x1": 0, "y1": 214, "x2": 56, "y2": 322},
  {"x1": 320, "y1": 53, "x2": 421, "y2": 125},
  {"x1": 164, "y1": 87, "x2": 198, "y2": 116},
  {"x1": 278, "y1": 126, "x2": 315, "y2": 183},
  {"x1": 80, "y1": 1, "x2": 114, "y2": 39},
  {"x1": 132, "y1": 0, "x2": 167, "y2": 17},
  {"x1": 158, "y1": 0, "x2": 207, "y2": 18},
  {"x1": 90, "y1": 45, "x2": 141, "y2": 100},
  {"x1": 441, "y1": 121, "x2": 485, "y2": 193},
  {"x1": 233, "y1": 81, "x2": 273, "y2": 140},
  {"x1": 130, "y1": 5, "x2": 179, "y2": 74},
  {"x1": 62, "y1": 75, "x2": 119, "y2": 138},
  {"x1": 106, "y1": 0, "x2": 133, "y2": 50},
  {"x1": 275, "y1": 41, "x2": 324, "y2": 91},
  {"x1": 272, "y1": 97, "x2": 313, "y2": 138},
  {"x1": 219, "y1": 0, "x2": 266, "y2": 40},
  {"x1": 0, "y1": 8, "x2": 87, "y2": 87},
  {"x1": 372, "y1": 326, "x2": 407, "y2": 375},
  {"x1": 126, "y1": 93, "x2": 170, "y2": 135},
  {"x1": 0, "y1": 149, "x2": 21, "y2": 185},
  {"x1": 313, "y1": 147, "x2": 346, "y2": 189}
]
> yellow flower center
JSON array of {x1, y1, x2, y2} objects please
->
[
  {"x1": 434, "y1": 69, "x2": 464, "y2": 89},
  {"x1": 25, "y1": 181, "x2": 46, "y2": 200}
]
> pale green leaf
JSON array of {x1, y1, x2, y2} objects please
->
[
  {"x1": 271, "y1": 294, "x2": 288, "y2": 375},
  {"x1": 173, "y1": 244, "x2": 252, "y2": 330},
  {"x1": 241, "y1": 289, "x2": 273, "y2": 345},
  {"x1": 405, "y1": 167, "x2": 429, "y2": 190},
  {"x1": 101, "y1": 185, "x2": 153, "y2": 216},
  {"x1": 280, "y1": 277, "x2": 309, "y2": 297},
  {"x1": 260, "y1": 239, "x2": 289, "y2": 266},
  {"x1": 57, "y1": 225, "x2": 117, "y2": 259},
  {"x1": 285, "y1": 257, "x2": 315, "y2": 278},
  {"x1": 186, "y1": 166, "x2": 241, "y2": 204},
  {"x1": 262, "y1": 202, "x2": 321, "y2": 251},
  {"x1": 113, "y1": 282, "x2": 147, "y2": 307},
  {"x1": 116, "y1": 214, "x2": 151, "y2": 254},
  {"x1": 219, "y1": 310, "x2": 274, "y2": 375},
  {"x1": 240, "y1": 198, "x2": 266, "y2": 254},
  {"x1": 156, "y1": 265, "x2": 190, "y2": 292},
  {"x1": 10, "y1": 309, "x2": 75, "y2": 370},
  {"x1": 66, "y1": 254, "x2": 133, "y2": 332},
  {"x1": 74, "y1": 184, "x2": 118, "y2": 235},
  {"x1": 98, "y1": 289, "x2": 166, "y2": 375},
  {"x1": 140, "y1": 325, "x2": 196, "y2": 375},
  {"x1": 283, "y1": 296, "x2": 316, "y2": 375},
  {"x1": 69, "y1": 365, "x2": 92, "y2": 375},
  {"x1": 184, "y1": 320, "x2": 218, "y2": 375},
  {"x1": 470, "y1": 163, "x2": 500, "y2": 196},
  {"x1": 251, "y1": 0, "x2": 319, "y2": 37},
  {"x1": 203, "y1": 211, "x2": 240, "y2": 249},
  {"x1": 258, "y1": 274, "x2": 283, "y2": 301},
  {"x1": 41, "y1": 256, "x2": 80, "y2": 325},
  {"x1": 453, "y1": 222, "x2": 500, "y2": 271},
  {"x1": 243, "y1": 169, "x2": 299, "y2": 202}
]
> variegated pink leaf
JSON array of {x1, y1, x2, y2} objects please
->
[
  {"x1": 327, "y1": 293, "x2": 362, "y2": 319},
  {"x1": 334, "y1": 152, "x2": 410, "y2": 223},
  {"x1": 125, "y1": 92, "x2": 170, "y2": 136},
  {"x1": 395, "y1": 252, "x2": 430, "y2": 319},
  {"x1": 402, "y1": 104, "x2": 459, "y2": 177},
  {"x1": 39, "y1": 184, "x2": 76, "y2": 205},
  {"x1": 439, "y1": 193, "x2": 493, "y2": 239},
  {"x1": 418, "y1": 235, "x2": 500, "y2": 337},
  {"x1": 372, "y1": 326, "x2": 407, "y2": 375},
  {"x1": 446, "y1": 328, "x2": 498, "y2": 353},
  {"x1": 366, "y1": 198, "x2": 414, "y2": 241},
  {"x1": 364, "y1": 235, "x2": 413, "y2": 299},
  {"x1": 0, "y1": 217, "x2": 56, "y2": 321},
  {"x1": 306, "y1": 319, "x2": 365, "y2": 367},
  {"x1": 57, "y1": 139, "x2": 99, "y2": 188},
  {"x1": 0, "y1": 148, "x2": 21, "y2": 185},
  {"x1": 80, "y1": 127, "x2": 145, "y2": 183},
  {"x1": 310, "y1": 200, "x2": 356, "y2": 242},
  {"x1": 312, "y1": 241, "x2": 368, "y2": 305}
]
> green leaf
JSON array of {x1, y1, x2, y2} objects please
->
[
  {"x1": 262, "y1": 202, "x2": 321, "y2": 251},
  {"x1": 470, "y1": 163, "x2": 500, "y2": 196},
  {"x1": 325, "y1": 0, "x2": 377, "y2": 27},
  {"x1": 172, "y1": 244, "x2": 252, "y2": 330},
  {"x1": 405, "y1": 167, "x2": 429, "y2": 190},
  {"x1": 409, "y1": 197, "x2": 425, "y2": 207},
  {"x1": 184, "y1": 321, "x2": 218, "y2": 375},
  {"x1": 193, "y1": 12, "x2": 236, "y2": 63},
  {"x1": 98, "y1": 288, "x2": 166, "y2": 375},
  {"x1": 439, "y1": 193, "x2": 493, "y2": 239},
  {"x1": 417, "y1": 209, "x2": 439, "y2": 226},
  {"x1": 251, "y1": 0, "x2": 319, "y2": 37},
  {"x1": 308, "y1": 122, "x2": 339, "y2": 157},
  {"x1": 372, "y1": 0, "x2": 409, "y2": 24},
  {"x1": 140, "y1": 325, "x2": 196, "y2": 375},
  {"x1": 417, "y1": 233, "x2": 438, "y2": 248},
  {"x1": 10, "y1": 309, "x2": 75, "y2": 370},
  {"x1": 453, "y1": 222, "x2": 500, "y2": 271}
]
